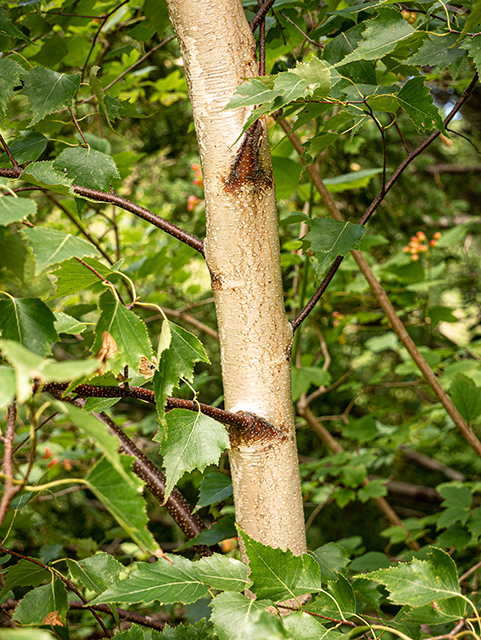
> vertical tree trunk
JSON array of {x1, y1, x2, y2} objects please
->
[{"x1": 165, "y1": 0, "x2": 307, "y2": 555}]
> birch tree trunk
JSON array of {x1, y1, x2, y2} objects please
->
[{"x1": 165, "y1": 0, "x2": 307, "y2": 555}]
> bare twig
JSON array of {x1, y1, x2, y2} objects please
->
[
  {"x1": 74, "y1": 256, "x2": 127, "y2": 305},
  {"x1": 279, "y1": 12, "x2": 324, "y2": 48},
  {"x1": 258, "y1": 0, "x2": 266, "y2": 76},
  {"x1": 0, "y1": 134, "x2": 19, "y2": 169},
  {"x1": 145, "y1": 308, "x2": 219, "y2": 341},
  {"x1": 49, "y1": 194, "x2": 113, "y2": 264},
  {"x1": 68, "y1": 107, "x2": 89, "y2": 147},
  {"x1": 250, "y1": 0, "x2": 276, "y2": 31}
]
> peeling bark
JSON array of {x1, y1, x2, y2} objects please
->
[{"x1": 165, "y1": 0, "x2": 307, "y2": 555}]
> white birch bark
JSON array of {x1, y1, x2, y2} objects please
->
[{"x1": 165, "y1": 0, "x2": 307, "y2": 555}]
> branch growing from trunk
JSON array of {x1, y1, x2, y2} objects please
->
[
  {"x1": 44, "y1": 389, "x2": 214, "y2": 556},
  {"x1": 0, "y1": 403, "x2": 20, "y2": 528},
  {"x1": 0, "y1": 165, "x2": 204, "y2": 255}
]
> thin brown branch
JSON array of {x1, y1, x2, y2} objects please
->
[
  {"x1": 0, "y1": 403, "x2": 20, "y2": 528},
  {"x1": 250, "y1": 0, "x2": 276, "y2": 31},
  {"x1": 279, "y1": 12, "x2": 324, "y2": 47},
  {"x1": 258, "y1": 0, "x2": 266, "y2": 76},
  {"x1": 0, "y1": 544, "x2": 111, "y2": 637},
  {"x1": 459, "y1": 560, "x2": 481, "y2": 583},
  {"x1": 69, "y1": 107, "x2": 89, "y2": 147},
  {"x1": 282, "y1": 87, "x2": 481, "y2": 461},
  {"x1": 74, "y1": 256, "x2": 126, "y2": 305},
  {"x1": 304, "y1": 368, "x2": 353, "y2": 406},
  {"x1": 41, "y1": 381, "x2": 280, "y2": 436},
  {"x1": 49, "y1": 195, "x2": 113, "y2": 264},
  {"x1": 289, "y1": 73, "x2": 479, "y2": 330},
  {"x1": 389, "y1": 113, "x2": 410, "y2": 153},
  {"x1": 0, "y1": 165, "x2": 204, "y2": 255},
  {"x1": 0, "y1": 134, "x2": 19, "y2": 169},
  {"x1": 400, "y1": 447, "x2": 465, "y2": 482},
  {"x1": 1, "y1": 598, "x2": 167, "y2": 632},
  {"x1": 145, "y1": 308, "x2": 219, "y2": 341}
]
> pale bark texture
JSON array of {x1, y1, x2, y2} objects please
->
[{"x1": 165, "y1": 0, "x2": 307, "y2": 555}]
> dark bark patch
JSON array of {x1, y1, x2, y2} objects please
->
[{"x1": 223, "y1": 120, "x2": 273, "y2": 194}]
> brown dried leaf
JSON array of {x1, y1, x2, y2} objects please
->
[
  {"x1": 95, "y1": 331, "x2": 118, "y2": 364},
  {"x1": 42, "y1": 610, "x2": 64, "y2": 626},
  {"x1": 138, "y1": 355, "x2": 157, "y2": 377}
]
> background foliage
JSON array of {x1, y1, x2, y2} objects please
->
[{"x1": 0, "y1": 0, "x2": 481, "y2": 638}]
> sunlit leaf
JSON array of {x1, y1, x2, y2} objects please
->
[
  {"x1": 21, "y1": 67, "x2": 80, "y2": 126},
  {"x1": 23, "y1": 227, "x2": 99, "y2": 274},
  {"x1": 0, "y1": 295, "x2": 58, "y2": 356}
]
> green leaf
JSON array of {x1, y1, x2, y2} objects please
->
[
  {"x1": 50, "y1": 399, "x2": 137, "y2": 487},
  {"x1": 114, "y1": 624, "x2": 145, "y2": 640},
  {"x1": 427, "y1": 306, "x2": 457, "y2": 325},
  {"x1": 159, "y1": 619, "x2": 211, "y2": 639},
  {"x1": 324, "y1": 25, "x2": 377, "y2": 84},
  {"x1": 21, "y1": 161, "x2": 74, "y2": 195},
  {"x1": 322, "y1": 168, "x2": 382, "y2": 193},
  {"x1": 0, "y1": 296, "x2": 58, "y2": 356},
  {"x1": 449, "y1": 373, "x2": 481, "y2": 421},
  {"x1": 0, "y1": 132, "x2": 48, "y2": 167},
  {"x1": 365, "y1": 332, "x2": 399, "y2": 353},
  {"x1": 308, "y1": 574, "x2": 356, "y2": 618},
  {"x1": 23, "y1": 227, "x2": 99, "y2": 274},
  {"x1": 0, "y1": 365, "x2": 16, "y2": 409},
  {"x1": 12, "y1": 580, "x2": 68, "y2": 626},
  {"x1": 0, "y1": 631, "x2": 57, "y2": 640},
  {"x1": 438, "y1": 482, "x2": 473, "y2": 509},
  {"x1": 21, "y1": 68, "x2": 80, "y2": 126},
  {"x1": 53, "y1": 146, "x2": 120, "y2": 192},
  {"x1": 457, "y1": 0, "x2": 481, "y2": 41},
  {"x1": 210, "y1": 592, "x2": 271, "y2": 640},
  {"x1": 0, "y1": 559, "x2": 50, "y2": 599},
  {"x1": 338, "y1": 8, "x2": 415, "y2": 65},
  {"x1": 358, "y1": 479, "x2": 387, "y2": 502},
  {"x1": 273, "y1": 72, "x2": 310, "y2": 105},
  {"x1": 160, "y1": 409, "x2": 230, "y2": 501},
  {"x1": 305, "y1": 217, "x2": 366, "y2": 277},
  {"x1": 349, "y1": 552, "x2": 391, "y2": 572},
  {"x1": 196, "y1": 472, "x2": 233, "y2": 509},
  {"x1": 92, "y1": 289, "x2": 152, "y2": 374},
  {"x1": 406, "y1": 34, "x2": 466, "y2": 75},
  {"x1": 284, "y1": 611, "x2": 339, "y2": 640},
  {"x1": 48, "y1": 257, "x2": 116, "y2": 299},
  {"x1": 0, "y1": 196, "x2": 37, "y2": 226},
  {"x1": 357, "y1": 546, "x2": 464, "y2": 609},
  {"x1": 86, "y1": 456, "x2": 158, "y2": 554},
  {"x1": 291, "y1": 56, "x2": 330, "y2": 96},
  {"x1": 291, "y1": 366, "x2": 331, "y2": 401},
  {"x1": 461, "y1": 35, "x2": 481, "y2": 76},
  {"x1": 237, "y1": 610, "x2": 290, "y2": 639},
  {"x1": 89, "y1": 66, "x2": 116, "y2": 131},
  {"x1": 396, "y1": 77, "x2": 444, "y2": 134},
  {"x1": 54, "y1": 311, "x2": 86, "y2": 335},
  {"x1": 239, "y1": 528, "x2": 321, "y2": 601},
  {"x1": 302, "y1": 132, "x2": 339, "y2": 165},
  {"x1": 153, "y1": 322, "x2": 209, "y2": 425},
  {"x1": 196, "y1": 554, "x2": 249, "y2": 592},
  {"x1": 143, "y1": 0, "x2": 170, "y2": 38},
  {"x1": 0, "y1": 58, "x2": 23, "y2": 123},
  {"x1": 311, "y1": 542, "x2": 350, "y2": 581},
  {"x1": 67, "y1": 552, "x2": 123, "y2": 594},
  {"x1": 92, "y1": 554, "x2": 208, "y2": 605},
  {"x1": 272, "y1": 156, "x2": 301, "y2": 200},
  {"x1": 184, "y1": 514, "x2": 237, "y2": 548},
  {"x1": 0, "y1": 8, "x2": 30, "y2": 42},
  {"x1": 0, "y1": 340, "x2": 100, "y2": 403},
  {"x1": 225, "y1": 78, "x2": 280, "y2": 109}
]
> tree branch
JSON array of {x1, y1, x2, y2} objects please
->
[
  {"x1": 0, "y1": 165, "x2": 204, "y2": 255},
  {"x1": 41, "y1": 381, "x2": 282, "y2": 437},
  {"x1": 281, "y1": 89, "x2": 481, "y2": 461},
  {"x1": 250, "y1": 0, "x2": 276, "y2": 31},
  {"x1": 289, "y1": 73, "x2": 479, "y2": 330}
]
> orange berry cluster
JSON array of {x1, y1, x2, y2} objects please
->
[
  {"x1": 43, "y1": 447, "x2": 73, "y2": 470},
  {"x1": 402, "y1": 230, "x2": 442, "y2": 261},
  {"x1": 332, "y1": 311, "x2": 345, "y2": 327},
  {"x1": 191, "y1": 162, "x2": 203, "y2": 187}
]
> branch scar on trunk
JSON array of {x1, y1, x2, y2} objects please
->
[{"x1": 223, "y1": 119, "x2": 273, "y2": 194}]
